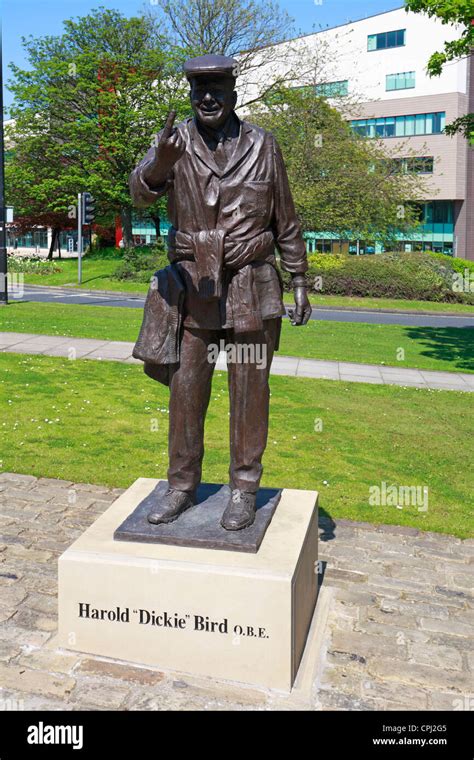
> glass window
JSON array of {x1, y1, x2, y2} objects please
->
[
  {"x1": 315, "y1": 80, "x2": 349, "y2": 97},
  {"x1": 385, "y1": 117, "x2": 395, "y2": 137},
  {"x1": 316, "y1": 242, "x2": 332, "y2": 253},
  {"x1": 350, "y1": 112, "x2": 445, "y2": 138},
  {"x1": 396, "y1": 29, "x2": 406, "y2": 46},
  {"x1": 405, "y1": 115, "x2": 415, "y2": 136},
  {"x1": 395, "y1": 116, "x2": 405, "y2": 137},
  {"x1": 407, "y1": 157, "x2": 434, "y2": 174},
  {"x1": 375, "y1": 118, "x2": 385, "y2": 137},
  {"x1": 386, "y1": 71, "x2": 415, "y2": 91},
  {"x1": 433, "y1": 112, "x2": 445, "y2": 132},
  {"x1": 425, "y1": 201, "x2": 453, "y2": 224},
  {"x1": 387, "y1": 31, "x2": 397, "y2": 48},
  {"x1": 415, "y1": 157, "x2": 434, "y2": 173},
  {"x1": 366, "y1": 119, "x2": 375, "y2": 138},
  {"x1": 368, "y1": 29, "x2": 406, "y2": 51},
  {"x1": 415, "y1": 114, "x2": 425, "y2": 135}
]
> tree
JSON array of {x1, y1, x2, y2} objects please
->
[
  {"x1": 155, "y1": 0, "x2": 292, "y2": 57},
  {"x1": 6, "y1": 8, "x2": 189, "y2": 248},
  {"x1": 250, "y1": 87, "x2": 429, "y2": 247},
  {"x1": 151, "y1": 0, "x2": 334, "y2": 110},
  {"x1": 405, "y1": 0, "x2": 474, "y2": 140}
]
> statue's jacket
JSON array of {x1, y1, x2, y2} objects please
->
[{"x1": 129, "y1": 116, "x2": 308, "y2": 380}]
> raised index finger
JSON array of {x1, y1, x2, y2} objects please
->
[{"x1": 161, "y1": 110, "x2": 177, "y2": 140}]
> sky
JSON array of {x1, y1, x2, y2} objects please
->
[{"x1": 1, "y1": 0, "x2": 404, "y2": 113}]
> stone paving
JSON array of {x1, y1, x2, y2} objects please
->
[
  {"x1": 0, "y1": 472, "x2": 472, "y2": 711},
  {"x1": 1, "y1": 331, "x2": 473, "y2": 391}
]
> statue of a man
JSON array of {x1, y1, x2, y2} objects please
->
[{"x1": 129, "y1": 54, "x2": 311, "y2": 531}]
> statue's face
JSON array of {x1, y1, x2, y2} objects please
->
[{"x1": 190, "y1": 77, "x2": 237, "y2": 130}]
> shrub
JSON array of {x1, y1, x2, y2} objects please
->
[
  {"x1": 6, "y1": 255, "x2": 62, "y2": 275},
  {"x1": 429, "y1": 251, "x2": 474, "y2": 276},
  {"x1": 114, "y1": 244, "x2": 168, "y2": 282},
  {"x1": 278, "y1": 251, "x2": 474, "y2": 304}
]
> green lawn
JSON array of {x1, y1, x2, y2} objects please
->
[
  {"x1": 299, "y1": 295, "x2": 474, "y2": 314},
  {"x1": 17, "y1": 255, "x2": 474, "y2": 313},
  {"x1": 21, "y1": 256, "x2": 147, "y2": 293},
  {"x1": 1, "y1": 301, "x2": 473, "y2": 373},
  {"x1": 1, "y1": 352, "x2": 472, "y2": 538}
]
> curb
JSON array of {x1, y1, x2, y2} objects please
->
[
  {"x1": 24, "y1": 284, "x2": 146, "y2": 298},
  {"x1": 301, "y1": 305, "x2": 474, "y2": 317},
  {"x1": 23, "y1": 285, "x2": 474, "y2": 317}
]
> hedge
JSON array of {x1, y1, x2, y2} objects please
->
[{"x1": 280, "y1": 251, "x2": 474, "y2": 304}]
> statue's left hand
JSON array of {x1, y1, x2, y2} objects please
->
[{"x1": 288, "y1": 286, "x2": 312, "y2": 326}]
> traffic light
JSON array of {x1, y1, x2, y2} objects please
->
[{"x1": 81, "y1": 192, "x2": 95, "y2": 224}]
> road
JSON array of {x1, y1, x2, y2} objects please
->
[{"x1": 9, "y1": 285, "x2": 474, "y2": 328}]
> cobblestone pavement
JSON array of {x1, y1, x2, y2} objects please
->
[
  {"x1": 0, "y1": 472, "x2": 472, "y2": 711},
  {"x1": 1, "y1": 332, "x2": 473, "y2": 391}
]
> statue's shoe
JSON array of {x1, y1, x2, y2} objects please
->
[
  {"x1": 220, "y1": 489, "x2": 257, "y2": 531},
  {"x1": 147, "y1": 488, "x2": 195, "y2": 525}
]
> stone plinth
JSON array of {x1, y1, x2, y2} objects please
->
[{"x1": 58, "y1": 478, "x2": 319, "y2": 691}]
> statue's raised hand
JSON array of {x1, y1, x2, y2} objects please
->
[{"x1": 144, "y1": 111, "x2": 186, "y2": 187}]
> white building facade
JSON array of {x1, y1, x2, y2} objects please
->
[{"x1": 240, "y1": 6, "x2": 473, "y2": 257}]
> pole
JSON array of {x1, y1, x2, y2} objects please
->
[
  {"x1": 78, "y1": 192, "x2": 82, "y2": 284},
  {"x1": 0, "y1": 27, "x2": 8, "y2": 305}
]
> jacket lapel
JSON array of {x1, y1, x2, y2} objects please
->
[
  {"x1": 221, "y1": 121, "x2": 254, "y2": 178},
  {"x1": 188, "y1": 118, "x2": 223, "y2": 177},
  {"x1": 188, "y1": 117, "x2": 255, "y2": 179}
]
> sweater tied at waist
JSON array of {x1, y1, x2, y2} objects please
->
[{"x1": 167, "y1": 228, "x2": 278, "y2": 332}]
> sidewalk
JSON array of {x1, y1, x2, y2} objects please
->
[
  {"x1": 1, "y1": 331, "x2": 473, "y2": 391},
  {"x1": 0, "y1": 471, "x2": 472, "y2": 710}
]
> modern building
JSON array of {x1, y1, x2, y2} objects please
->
[
  {"x1": 242, "y1": 5, "x2": 472, "y2": 256},
  {"x1": 6, "y1": 6, "x2": 472, "y2": 258}
]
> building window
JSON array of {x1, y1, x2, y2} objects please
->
[
  {"x1": 315, "y1": 80, "x2": 349, "y2": 97},
  {"x1": 9, "y1": 230, "x2": 48, "y2": 249},
  {"x1": 351, "y1": 112, "x2": 445, "y2": 138},
  {"x1": 410, "y1": 157, "x2": 434, "y2": 174},
  {"x1": 424, "y1": 200, "x2": 453, "y2": 225},
  {"x1": 386, "y1": 71, "x2": 415, "y2": 91},
  {"x1": 384, "y1": 157, "x2": 434, "y2": 174},
  {"x1": 368, "y1": 29, "x2": 405, "y2": 51}
]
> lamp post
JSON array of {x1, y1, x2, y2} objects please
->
[{"x1": 0, "y1": 29, "x2": 8, "y2": 305}]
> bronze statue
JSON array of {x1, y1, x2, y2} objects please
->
[{"x1": 129, "y1": 54, "x2": 311, "y2": 532}]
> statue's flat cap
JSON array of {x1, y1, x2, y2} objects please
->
[{"x1": 184, "y1": 54, "x2": 239, "y2": 82}]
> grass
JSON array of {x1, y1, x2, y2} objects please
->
[
  {"x1": 291, "y1": 294, "x2": 474, "y2": 314},
  {"x1": 1, "y1": 301, "x2": 473, "y2": 373},
  {"x1": 17, "y1": 254, "x2": 474, "y2": 313},
  {"x1": 20, "y1": 256, "x2": 147, "y2": 294},
  {"x1": 1, "y1": 352, "x2": 472, "y2": 538},
  {"x1": 278, "y1": 320, "x2": 474, "y2": 374}
]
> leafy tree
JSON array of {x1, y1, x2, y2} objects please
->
[
  {"x1": 150, "y1": 0, "x2": 323, "y2": 109},
  {"x1": 6, "y1": 7, "x2": 189, "y2": 248},
  {"x1": 250, "y1": 87, "x2": 428, "y2": 247},
  {"x1": 405, "y1": 0, "x2": 474, "y2": 139}
]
